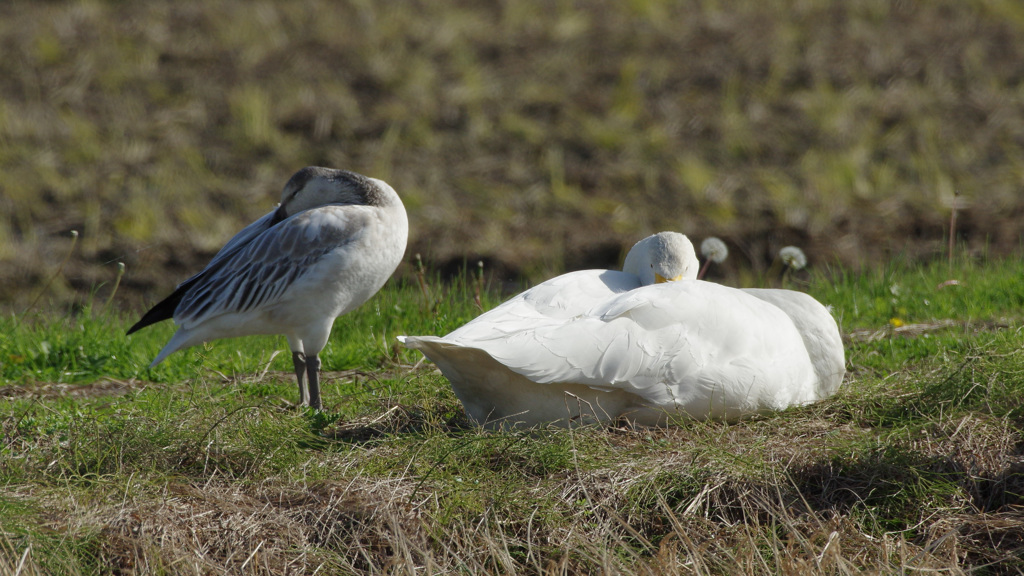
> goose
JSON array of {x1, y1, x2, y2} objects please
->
[
  {"x1": 128, "y1": 167, "x2": 408, "y2": 410},
  {"x1": 400, "y1": 232, "x2": 844, "y2": 428}
]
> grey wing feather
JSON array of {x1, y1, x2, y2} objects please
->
[
  {"x1": 175, "y1": 209, "x2": 357, "y2": 326},
  {"x1": 173, "y1": 208, "x2": 280, "y2": 290},
  {"x1": 206, "y1": 208, "x2": 281, "y2": 269}
]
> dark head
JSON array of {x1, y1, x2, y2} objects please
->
[{"x1": 274, "y1": 167, "x2": 399, "y2": 221}]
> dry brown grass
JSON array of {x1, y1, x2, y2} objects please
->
[
  {"x1": 4, "y1": 377, "x2": 1023, "y2": 575},
  {"x1": 5, "y1": 467, "x2": 1007, "y2": 574}
]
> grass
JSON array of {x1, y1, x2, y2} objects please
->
[
  {"x1": 3, "y1": 0, "x2": 1024, "y2": 571},
  {"x1": 2, "y1": 257, "x2": 1023, "y2": 574},
  {"x1": 2, "y1": 0, "x2": 1024, "y2": 309}
]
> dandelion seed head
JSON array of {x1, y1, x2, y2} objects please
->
[
  {"x1": 779, "y1": 246, "x2": 807, "y2": 270},
  {"x1": 700, "y1": 237, "x2": 729, "y2": 264}
]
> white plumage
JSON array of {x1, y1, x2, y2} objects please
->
[
  {"x1": 128, "y1": 167, "x2": 408, "y2": 410},
  {"x1": 400, "y1": 232, "x2": 844, "y2": 428}
]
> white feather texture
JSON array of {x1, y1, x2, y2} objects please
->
[{"x1": 401, "y1": 232, "x2": 844, "y2": 428}]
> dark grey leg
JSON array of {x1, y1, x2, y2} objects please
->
[
  {"x1": 306, "y1": 354, "x2": 322, "y2": 411},
  {"x1": 292, "y1": 351, "x2": 308, "y2": 406}
]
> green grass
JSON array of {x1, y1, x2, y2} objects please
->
[
  {"x1": 4, "y1": 1, "x2": 1024, "y2": 572},
  {"x1": 1, "y1": 270, "x2": 497, "y2": 387},
  {"x1": 2, "y1": 259, "x2": 1023, "y2": 574}
]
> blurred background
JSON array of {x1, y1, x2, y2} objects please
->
[{"x1": 1, "y1": 0, "x2": 1022, "y2": 312}]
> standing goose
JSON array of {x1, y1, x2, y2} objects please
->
[
  {"x1": 400, "y1": 232, "x2": 844, "y2": 428},
  {"x1": 128, "y1": 167, "x2": 408, "y2": 410}
]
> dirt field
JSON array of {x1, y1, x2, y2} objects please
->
[{"x1": 1, "y1": 0, "x2": 1023, "y2": 310}]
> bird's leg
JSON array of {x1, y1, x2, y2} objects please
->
[
  {"x1": 292, "y1": 351, "x2": 308, "y2": 406},
  {"x1": 306, "y1": 354, "x2": 322, "y2": 411}
]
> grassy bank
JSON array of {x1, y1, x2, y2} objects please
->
[
  {"x1": 2, "y1": 0, "x2": 1024, "y2": 310},
  {"x1": 2, "y1": 257, "x2": 1023, "y2": 574}
]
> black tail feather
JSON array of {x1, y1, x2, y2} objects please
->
[
  {"x1": 126, "y1": 286, "x2": 187, "y2": 335},
  {"x1": 126, "y1": 235, "x2": 249, "y2": 336}
]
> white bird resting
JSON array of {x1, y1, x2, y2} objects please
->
[
  {"x1": 400, "y1": 232, "x2": 845, "y2": 429},
  {"x1": 128, "y1": 167, "x2": 408, "y2": 410}
]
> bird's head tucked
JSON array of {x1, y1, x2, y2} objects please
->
[
  {"x1": 273, "y1": 166, "x2": 394, "y2": 223},
  {"x1": 622, "y1": 232, "x2": 699, "y2": 286}
]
